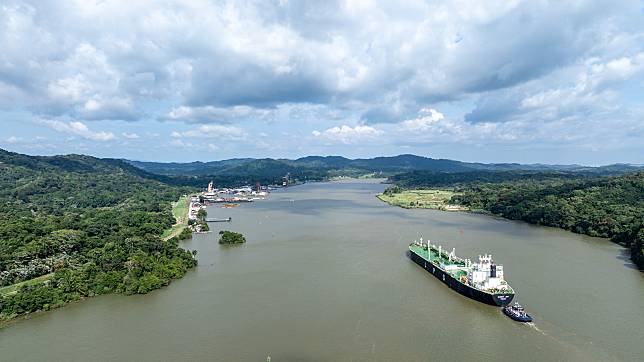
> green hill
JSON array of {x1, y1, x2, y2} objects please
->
[
  {"x1": 127, "y1": 154, "x2": 643, "y2": 181},
  {"x1": 385, "y1": 169, "x2": 644, "y2": 270},
  {"x1": 0, "y1": 149, "x2": 197, "y2": 321}
]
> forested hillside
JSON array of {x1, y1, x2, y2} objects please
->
[
  {"x1": 452, "y1": 173, "x2": 644, "y2": 269},
  {"x1": 129, "y1": 154, "x2": 643, "y2": 178},
  {"x1": 0, "y1": 149, "x2": 197, "y2": 321},
  {"x1": 387, "y1": 170, "x2": 589, "y2": 188},
  {"x1": 128, "y1": 154, "x2": 474, "y2": 176},
  {"x1": 387, "y1": 170, "x2": 644, "y2": 269}
]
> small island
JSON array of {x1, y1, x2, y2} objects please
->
[{"x1": 218, "y1": 230, "x2": 246, "y2": 245}]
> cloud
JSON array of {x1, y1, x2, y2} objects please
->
[
  {"x1": 40, "y1": 42, "x2": 139, "y2": 121},
  {"x1": 400, "y1": 109, "x2": 445, "y2": 131},
  {"x1": 395, "y1": 104, "x2": 644, "y2": 151},
  {"x1": 121, "y1": 132, "x2": 139, "y2": 139},
  {"x1": 466, "y1": 52, "x2": 644, "y2": 126},
  {"x1": 165, "y1": 139, "x2": 222, "y2": 153},
  {"x1": 79, "y1": 97, "x2": 136, "y2": 121},
  {"x1": 3, "y1": 1, "x2": 638, "y2": 120},
  {"x1": 187, "y1": 59, "x2": 334, "y2": 107},
  {"x1": 312, "y1": 125, "x2": 383, "y2": 144},
  {"x1": 171, "y1": 125, "x2": 247, "y2": 140},
  {"x1": 39, "y1": 120, "x2": 116, "y2": 141},
  {"x1": 165, "y1": 105, "x2": 271, "y2": 124},
  {"x1": 169, "y1": 139, "x2": 193, "y2": 148},
  {"x1": 5, "y1": 136, "x2": 23, "y2": 144},
  {"x1": 0, "y1": 1, "x2": 643, "y2": 162}
]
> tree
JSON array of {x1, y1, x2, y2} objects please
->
[
  {"x1": 218, "y1": 230, "x2": 246, "y2": 244},
  {"x1": 197, "y1": 208, "x2": 207, "y2": 221}
]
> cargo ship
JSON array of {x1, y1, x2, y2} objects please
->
[{"x1": 408, "y1": 238, "x2": 514, "y2": 306}]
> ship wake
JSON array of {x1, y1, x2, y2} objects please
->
[{"x1": 526, "y1": 322, "x2": 547, "y2": 336}]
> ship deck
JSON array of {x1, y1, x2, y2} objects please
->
[
  {"x1": 408, "y1": 244, "x2": 466, "y2": 267},
  {"x1": 409, "y1": 244, "x2": 468, "y2": 281}
]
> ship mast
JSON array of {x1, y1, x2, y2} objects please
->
[{"x1": 420, "y1": 237, "x2": 426, "y2": 260}]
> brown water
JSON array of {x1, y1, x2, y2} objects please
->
[{"x1": 1, "y1": 181, "x2": 643, "y2": 361}]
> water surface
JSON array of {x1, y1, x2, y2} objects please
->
[{"x1": 1, "y1": 181, "x2": 643, "y2": 361}]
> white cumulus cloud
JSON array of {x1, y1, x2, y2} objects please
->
[
  {"x1": 400, "y1": 108, "x2": 445, "y2": 131},
  {"x1": 39, "y1": 120, "x2": 116, "y2": 141},
  {"x1": 122, "y1": 132, "x2": 140, "y2": 139},
  {"x1": 5, "y1": 136, "x2": 23, "y2": 144},
  {"x1": 312, "y1": 125, "x2": 383, "y2": 144},
  {"x1": 171, "y1": 125, "x2": 247, "y2": 141},
  {"x1": 0, "y1": 1, "x2": 643, "y2": 162}
]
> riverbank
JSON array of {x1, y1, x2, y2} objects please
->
[
  {"x1": 2, "y1": 196, "x2": 191, "y2": 298},
  {"x1": 385, "y1": 172, "x2": 643, "y2": 270},
  {"x1": 1, "y1": 193, "x2": 198, "y2": 326},
  {"x1": 376, "y1": 189, "x2": 469, "y2": 211},
  {"x1": 327, "y1": 173, "x2": 381, "y2": 181},
  {"x1": 378, "y1": 183, "x2": 642, "y2": 270}
]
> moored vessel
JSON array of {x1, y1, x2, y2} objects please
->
[{"x1": 408, "y1": 238, "x2": 514, "y2": 306}]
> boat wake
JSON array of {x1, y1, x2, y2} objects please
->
[{"x1": 526, "y1": 322, "x2": 547, "y2": 336}]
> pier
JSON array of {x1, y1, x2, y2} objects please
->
[{"x1": 206, "y1": 217, "x2": 232, "y2": 222}]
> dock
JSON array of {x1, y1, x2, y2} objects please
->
[{"x1": 206, "y1": 217, "x2": 232, "y2": 222}]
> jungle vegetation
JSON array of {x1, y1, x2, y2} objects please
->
[
  {"x1": 129, "y1": 155, "x2": 643, "y2": 188},
  {"x1": 0, "y1": 149, "x2": 198, "y2": 321},
  {"x1": 386, "y1": 170, "x2": 644, "y2": 270},
  {"x1": 218, "y1": 231, "x2": 246, "y2": 245}
]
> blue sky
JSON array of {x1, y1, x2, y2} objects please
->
[{"x1": 1, "y1": 0, "x2": 643, "y2": 165}]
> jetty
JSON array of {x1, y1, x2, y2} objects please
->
[{"x1": 206, "y1": 217, "x2": 232, "y2": 222}]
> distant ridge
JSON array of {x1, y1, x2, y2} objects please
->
[
  {"x1": 126, "y1": 153, "x2": 643, "y2": 176},
  {"x1": 2, "y1": 148, "x2": 639, "y2": 187}
]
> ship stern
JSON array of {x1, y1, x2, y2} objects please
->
[{"x1": 492, "y1": 293, "x2": 514, "y2": 306}]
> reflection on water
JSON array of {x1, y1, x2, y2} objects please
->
[{"x1": 1, "y1": 181, "x2": 643, "y2": 362}]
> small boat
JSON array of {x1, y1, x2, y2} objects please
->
[{"x1": 503, "y1": 302, "x2": 533, "y2": 322}]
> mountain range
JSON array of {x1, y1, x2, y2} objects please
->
[
  {"x1": 127, "y1": 154, "x2": 643, "y2": 177},
  {"x1": 2, "y1": 148, "x2": 641, "y2": 191}
]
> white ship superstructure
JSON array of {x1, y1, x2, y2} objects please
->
[{"x1": 468, "y1": 254, "x2": 507, "y2": 291}]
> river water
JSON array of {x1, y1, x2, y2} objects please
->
[{"x1": 1, "y1": 181, "x2": 643, "y2": 361}]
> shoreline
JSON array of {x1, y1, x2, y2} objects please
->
[
  {"x1": 376, "y1": 189, "x2": 641, "y2": 270},
  {"x1": 376, "y1": 189, "x2": 469, "y2": 211},
  {"x1": 1, "y1": 195, "x2": 196, "y2": 326}
]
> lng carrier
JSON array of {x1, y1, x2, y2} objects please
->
[{"x1": 409, "y1": 238, "x2": 514, "y2": 306}]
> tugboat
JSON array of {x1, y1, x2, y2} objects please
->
[{"x1": 503, "y1": 302, "x2": 533, "y2": 322}]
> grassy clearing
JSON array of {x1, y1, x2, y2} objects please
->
[
  {"x1": 172, "y1": 195, "x2": 189, "y2": 220},
  {"x1": 162, "y1": 195, "x2": 190, "y2": 240},
  {"x1": 161, "y1": 223, "x2": 186, "y2": 240},
  {"x1": 377, "y1": 189, "x2": 469, "y2": 211},
  {"x1": 0, "y1": 273, "x2": 54, "y2": 297}
]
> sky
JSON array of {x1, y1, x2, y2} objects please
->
[{"x1": 1, "y1": 0, "x2": 643, "y2": 165}]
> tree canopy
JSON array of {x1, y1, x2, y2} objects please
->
[
  {"x1": 218, "y1": 231, "x2": 246, "y2": 245},
  {"x1": 0, "y1": 149, "x2": 198, "y2": 320},
  {"x1": 388, "y1": 170, "x2": 644, "y2": 270}
]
